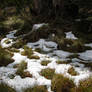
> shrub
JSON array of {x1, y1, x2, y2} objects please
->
[
  {"x1": 24, "y1": 85, "x2": 48, "y2": 92},
  {"x1": 0, "y1": 83, "x2": 16, "y2": 92},
  {"x1": 41, "y1": 60, "x2": 51, "y2": 66},
  {"x1": 40, "y1": 68, "x2": 55, "y2": 79},
  {"x1": 51, "y1": 74, "x2": 75, "y2": 92}
]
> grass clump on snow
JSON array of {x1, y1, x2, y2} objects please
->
[
  {"x1": 68, "y1": 67, "x2": 78, "y2": 76},
  {"x1": 41, "y1": 60, "x2": 51, "y2": 66},
  {"x1": 0, "y1": 46, "x2": 14, "y2": 66},
  {"x1": 0, "y1": 83, "x2": 16, "y2": 92},
  {"x1": 24, "y1": 85, "x2": 48, "y2": 92},
  {"x1": 29, "y1": 55, "x2": 40, "y2": 59},
  {"x1": 34, "y1": 48, "x2": 42, "y2": 53},
  {"x1": 51, "y1": 74, "x2": 75, "y2": 92},
  {"x1": 21, "y1": 46, "x2": 33, "y2": 58},
  {"x1": 56, "y1": 60, "x2": 70, "y2": 64},
  {"x1": 12, "y1": 39, "x2": 25, "y2": 49},
  {"x1": 16, "y1": 61, "x2": 32, "y2": 78},
  {"x1": 40, "y1": 68, "x2": 55, "y2": 79},
  {"x1": 16, "y1": 61, "x2": 30, "y2": 78},
  {"x1": 76, "y1": 77, "x2": 92, "y2": 92}
]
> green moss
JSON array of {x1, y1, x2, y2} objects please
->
[
  {"x1": 16, "y1": 61, "x2": 28, "y2": 78},
  {"x1": 41, "y1": 60, "x2": 51, "y2": 66},
  {"x1": 68, "y1": 67, "x2": 79, "y2": 76},
  {"x1": 0, "y1": 46, "x2": 14, "y2": 66},
  {"x1": 24, "y1": 85, "x2": 48, "y2": 92},
  {"x1": 51, "y1": 74, "x2": 75, "y2": 92},
  {"x1": 0, "y1": 83, "x2": 16, "y2": 92},
  {"x1": 40, "y1": 68, "x2": 55, "y2": 79}
]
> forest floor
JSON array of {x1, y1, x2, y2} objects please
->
[{"x1": 0, "y1": 14, "x2": 92, "y2": 92}]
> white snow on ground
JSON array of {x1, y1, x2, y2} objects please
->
[
  {"x1": 0, "y1": 31, "x2": 92, "y2": 92},
  {"x1": 32, "y1": 23, "x2": 48, "y2": 31},
  {"x1": 65, "y1": 31, "x2": 77, "y2": 39},
  {"x1": 1, "y1": 38, "x2": 14, "y2": 48},
  {"x1": 85, "y1": 43, "x2": 92, "y2": 48},
  {"x1": 6, "y1": 30, "x2": 17, "y2": 39},
  {"x1": 79, "y1": 50, "x2": 92, "y2": 61},
  {"x1": 27, "y1": 39, "x2": 57, "y2": 52},
  {"x1": 53, "y1": 50, "x2": 72, "y2": 59}
]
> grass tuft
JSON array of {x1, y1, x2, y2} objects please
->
[
  {"x1": 51, "y1": 74, "x2": 75, "y2": 92},
  {"x1": 0, "y1": 83, "x2": 16, "y2": 92},
  {"x1": 0, "y1": 46, "x2": 14, "y2": 66},
  {"x1": 40, "y1": 68, "x2": 55, "y2": 79},
  {"x1": 41, "y1": 60, "x2": 51, "y2": 66},
  {"x1": 76, "y1": 77, "x2": 92, "y2": 92},
  {"x1": 24, "y1": 85, "x2": 48, "y2": 92},
  {"x1": 68, "y1": 67, "x2": 79, "y2": 76},
  {"x1": 21, "y1": 46, "x2": 33, "y2": 58}
]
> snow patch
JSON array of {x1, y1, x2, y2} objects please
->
[{"x1": 65, "y1": 31, "x2": 77, "y2": 39}]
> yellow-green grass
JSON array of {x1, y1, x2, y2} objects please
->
[
  {"x1": 24, "y1": 85, "x2": 48, "y2": 92},
  {"x1": 21, "y1": 46, "x2": 33, "y2": 58},
  {"x1": 41, "y1": 60, "x2": 51, "y2": 66},
  {"x1": 0, "y1": 46, "x2": 14, "y2": 66},
  {"x1": 68, "y1": 67, "x2": 79, "y2": 76},
  {"x1": 40, "y1": 68, "x2": 55, "y2": 79},
  {"x1": 51, "y1": 74, "x2": 75, "y2": 92},
  {"x1": 0, "y1": 83, "x2": 16, "y2": 92}
]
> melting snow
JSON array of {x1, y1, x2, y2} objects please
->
[
  {"x1": 0, "y1": 30, "x2": 92, "y2": 92},
  {"x1": 65, "y1": 31, "x2": 77, "y2": 39},
  {"x1": 6, "y1": 30, "x2": 17, "y2": 39},
  {"x1": 1, "y1": 38, "x2": 14, "y2": 48},
  {"x1": 79, "y1": 50, "x2": 92, "y2": 61},
  {"x1": 32, "y1": 23, "x2": 48, "y2": 31}
]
